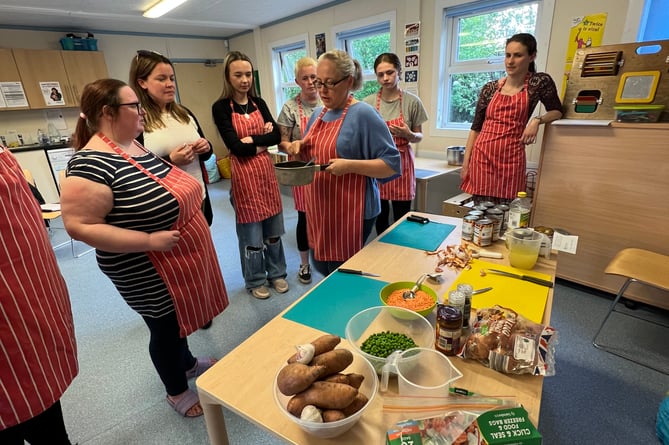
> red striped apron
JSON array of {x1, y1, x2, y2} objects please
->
[
  {"x1": 461, "y1": 76, "x2": 529, "y2": 199},
  {"x1": 229, "y1": 99, "x2": 283, "y2": 223},
  {"x1": 292, "y1": 95, "x2": 309, "y2": 212},
  {"x1": 303, "y1": 97, "x2": 366, "y2": 262},
  {"x1": 103, "y1": 135, "x2": 229, "y2": 337},
  {"x1": 375, "y1": 89, "x2": 415, "y2": 200},
  {"x1": 1, "y1": 148, "x2": 78, "y2": 429}
]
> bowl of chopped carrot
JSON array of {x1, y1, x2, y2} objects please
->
[{"x1": 380, "y1": 281, "x2": 438, "y2": 318}]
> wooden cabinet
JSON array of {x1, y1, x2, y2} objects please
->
[
  {"x1": 532, "y1": 122, "x2": 669, "y2": 309},
  {"x1": 11, "y1": 49, "x2": 108, "y2": 109},
  {"x1": 60, "y1": 51, "x2": 108, "y2": 105},
  {"x1": 0, "y1": 49, "x2": 30, "y2": 110}
]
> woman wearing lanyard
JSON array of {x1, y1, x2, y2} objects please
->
[
  {"x1": 212, "y1": 51, "x2": 289, "y2": 300},
  {"x1": 60, "y1": 79, "x2": 229, "y2": 418},
  {"x1": 461, "y1": 33, "x2": 562, "y2": 204},
  {"x1": 277, "y1": 56, "x2": 321, "y2": 284},
  {"x1": 363, "y1": 53, "x2": 428, "y2": 235},
  {"x1": 286, "y1": 49, "x2": 401, "y2": 276}
]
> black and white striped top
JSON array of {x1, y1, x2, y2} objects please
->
[{"x1": 67, "y1": 150, "x2": 179, "y2": 318}]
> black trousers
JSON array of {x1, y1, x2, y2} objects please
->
[
  {"x1": 0, "y1": 401, "x2": 72, "y2": 445},
  {"x1": 375, "y1": 199, "x2": 412, "y2": 235},
  {"x1": 296, "y1": 210, "x2": 309, "y2": 252},
  {"x1": 142, "y1": 311, "x2": 196, "y2": 396}
]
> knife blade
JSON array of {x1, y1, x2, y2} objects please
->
[
  {"x1": 472, "y1": 286, "x2": 493, "y2": 295},
  {"x1": 338, "y1": 268, "x2": 380, "y2": 277},
  {"x1": 487, "y1": 269, "x2": 554, "y2": 288}
]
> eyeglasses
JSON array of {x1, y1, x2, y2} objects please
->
[
  {"x1": 312, "y1": 76, "x2": 348, "y2": 90},
  {"x1": 117, "y1": 102, "x2": 144, "y2": 113}
]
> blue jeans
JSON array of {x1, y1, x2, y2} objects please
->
[
  {"x1": 312, "y1": 217, "x2": 376, "y2": 276},
  {"x1": 235, "y1": 212, "x2": 287, "y2": 289}
]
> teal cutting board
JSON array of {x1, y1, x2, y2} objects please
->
[
  {"x1": 379, "y1": 219, "x2": 456, "y2": 251},
  {"x1": 282, "y1": 272, "x2": 388, "y2": 337}
]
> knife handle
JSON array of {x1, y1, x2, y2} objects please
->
[
  {"x1": 522, "y1": 275, "x2": 554, "y2": 288},
  {"x1": 338, "y1": 268, "x2": 361, "y2": 275}
]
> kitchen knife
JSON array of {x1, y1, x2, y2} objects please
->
[
  {"x1": 338, "y1": 268, "x2": 381, "y2": 277},
  {"x1": 472, "y1": 286, "x2": 493, "y2": 295},
  {"x1": 487, "y1": 269, "x2": 554, "y2": 288}
]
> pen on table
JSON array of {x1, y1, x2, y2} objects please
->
[{"x1": 449, "y1": 387, "x2": 476, "y2": 396}]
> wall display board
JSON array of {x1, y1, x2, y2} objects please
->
[{"x1": 562, "y1": 39, "x2": 669, "y2": 120}]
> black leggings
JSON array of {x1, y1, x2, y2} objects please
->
[
  {"x1": 0, "y1": 401, "x2": 72, "y2": 445},
  {"x1": 375, "y1": 199, "x2": 412, "y2": 235},
  {"x1": 296, "y1": 210, "x2": 309, "y2": 252},
  {"x1": 142, "y1": 311, "x2": 196, "y2": 396}
]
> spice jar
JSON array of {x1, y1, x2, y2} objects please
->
[
  {"x1": 456, "y1": 283, "x2": 473, "y2": 328},
  {"x1": 435, "y1": 304, "x2": 463, "y2": 356}
]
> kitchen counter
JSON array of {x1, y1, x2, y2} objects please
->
[
  {"x1": 413, "y1": 157, "x2": 462, "y2": 214},
  {"x1": 9, "y1": 141, "x2": 72, "y2": 153}
]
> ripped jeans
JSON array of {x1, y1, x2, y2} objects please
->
[{"x1": 235, "y1": 212, "x2": 288, "y2": 289}]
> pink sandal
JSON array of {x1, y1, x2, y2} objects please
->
[
  {"x1": 166, "y1": 389, "x2": 202, "y2": 417},
  {"x1": 186, "y1": 357, "x2": 217, "y2": 380}
]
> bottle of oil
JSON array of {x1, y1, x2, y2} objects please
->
[{"x1": 508, "y1": 191, "x2": 531, "y2": 229}]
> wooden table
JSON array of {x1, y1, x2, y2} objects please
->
[{"x1": 196, "y1": 213, "x2": 556, "y2": 444}]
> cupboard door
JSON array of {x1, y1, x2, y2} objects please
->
[
  {"x1": 0, "y1": 49, "x2": 30, "y2": 110},
  {"x1": 60, "y1": 51, "x2": 109, "y2": 105},
  {"x1": 12, "y1": 49, "x2": 75, "y2": 109}
]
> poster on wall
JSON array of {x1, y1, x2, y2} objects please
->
[
  {"x1": 561, "y1": 12, "x2": 607, "y2": 97},
  {"x1": 315, "y1": 33, "x2": 326, "y2": 58},
  {"x1": 405, "y1": 70, "x2": 418, "y2": 83},
  {"x1": 0, "y1": 81, "x2": 29, "y2": 108},
  {"x1": 40, "y1": 81, "x2": 65, "y2": 106},
  {"x1": 405, "y1": 22, "x2": 420, "y2": 38},
  {"x1": 405, "y1": 38, "x2": 420, "y2": 54},
  {"x1": 405, "y1": 54, "x2": 419, "y2": 68}
]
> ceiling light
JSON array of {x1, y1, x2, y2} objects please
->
[{"x1": 143, "y1": 0, "x2": 189, "y2": 18}]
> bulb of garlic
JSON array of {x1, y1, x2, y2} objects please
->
[
  {"x1": 300, "y1": 405, "x2": 323, "y2": 422},
  {"x1": 294, "y1": 343, "x2": 315, "y2": 364}
]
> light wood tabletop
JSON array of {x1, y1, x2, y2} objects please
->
[{"x1": 196, "y1": 212, "x2": 556, "y2": 444}]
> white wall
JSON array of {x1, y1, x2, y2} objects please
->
[
  {"x1": 0, "y1": 29, "x2": 227, "y2": 141},
  {"x1": 228, "y1": 0, "x2": 642, "y2": 163}
]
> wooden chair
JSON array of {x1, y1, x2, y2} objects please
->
[{"x1": 592, "y1": 248, "x2": 669, "y2": 374}]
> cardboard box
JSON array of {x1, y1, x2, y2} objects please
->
[{"x1": 442, "y1": 192, "x2": 474, "y2": 218}]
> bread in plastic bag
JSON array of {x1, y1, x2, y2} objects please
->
[{"x1": 457, "y1": 305, "x2": 558, "y2": 375}]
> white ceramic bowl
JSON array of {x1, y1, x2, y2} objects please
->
[
  {"x1": 273, "y1": 350, "x2": 378, "y2": 439},
  {"x1": 345, "y1": 305, "x2": 435, "y2": 374}
]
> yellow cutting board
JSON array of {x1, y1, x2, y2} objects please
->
[{"x1": 446, "y1": 259, "x2": 551, "y2": 324}]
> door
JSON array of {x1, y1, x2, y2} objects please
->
[{"x1": 173, "y1": 62, "x2": 227, "y2": 159}]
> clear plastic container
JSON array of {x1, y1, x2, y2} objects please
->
[{"x1": 508, "y1": 191, "x2": 531, "y2": 229}]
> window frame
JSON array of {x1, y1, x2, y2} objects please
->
[
  {"x1": 269, "y1": 33, "x2": 308, "y2": 114},
  {"x1": 430, "y1": 0, "x2": 555, "y2": 137}
]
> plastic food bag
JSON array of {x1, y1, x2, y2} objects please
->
[
  {"x1": 217, "y1": 156, "x2": 232, "y2": 179},
  {"x1": 457, "y1": 305, "x2": 558, "y2": 376},
  {"x1": 204, "y1": 155, "x2": 220, "y2": 183}
]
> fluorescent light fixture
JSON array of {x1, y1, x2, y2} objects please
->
[{"x1": 143, "y1": 0, "x2": 188, "y2": 18}]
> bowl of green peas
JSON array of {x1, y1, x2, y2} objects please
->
[{"x1": 345, "y1": 306, "x2": 434, "y2": 374}]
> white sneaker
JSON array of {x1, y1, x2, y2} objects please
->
[{"x1": 272, "y1": 278, "x2": 289, "y2": 293}]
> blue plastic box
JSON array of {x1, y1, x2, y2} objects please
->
[{"x1": 60, "y1": 38, "x2": 98, "y2": 51}]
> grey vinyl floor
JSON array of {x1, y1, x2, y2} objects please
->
[{"x1": 50, "y1": 179, "x2": 669, "y2": 444}]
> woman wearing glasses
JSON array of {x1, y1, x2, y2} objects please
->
[
  {"x1": 286, "y1": 49, "x2": 401, "y2": 276},
  {"x1": 212, "y1": 51, "x2": 289, "y2": 300},
  {"x1": 363, "y1": 52, "x2": 428, "y2": 235},
  {"x1": 60, "y1": 79, "x2": 229, "y2": 418},
  {"x1": 277, "y1": 56, "x2": 321, "y2": 285},
  {"x1": 129, "y1": 50, "x2": 215, "y2": 226}
]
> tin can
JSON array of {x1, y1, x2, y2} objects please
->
[
  {"x1": 473, "y1": 218, "x2": 493, "y2": 247},
  {"x1": 467, "y1": 210, "x2": 485, "y2": 218},
  {"x1": 495, "y1": 204, "x2": 510, "y2": 233},
  {"x1": 473, "y1": 204, "x2": 488, "y2": 213},
  {"x1": 461, "y1": 214, "x2": 479, "y2": 241},
  {"x1": 435, "y1": 304, "x2": 463, "y2": 356},
  {"x1": 480, "y1": 201, "x2": 496, "y2": 209},
  {"x1": 485, "y1": 208, "x2": 504, "y2": 241}
]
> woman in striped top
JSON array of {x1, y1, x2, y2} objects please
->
[
  {"x1": 60, "y1": 79, "x2": 229, "y2": 418},
  {"x1": 1, "y1": 147, "x2": 77, "y2": 443}
]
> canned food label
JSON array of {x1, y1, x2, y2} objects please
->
[{"x1": 473, "y1": 219, "x2": 493, "y2": 247}]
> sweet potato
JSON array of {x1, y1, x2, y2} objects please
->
[
  {"x1": 286, "y1": 381, "x2": 358, "y2": 416},
  {"x1": 277, "y1": 363, "x2": 326, "y2": 396},
  {"x1": 309, "y1": 348, "x2": 353, "y2": 376},
  {"x1": 322, "y1": 410, "x2": 347, "y2": 422},
  {"x1": 341, "y1": 393, "x2": 369, "y2": 416},
  {"x1": 322, "y1": 372, "x2": 365, "y2": 389},
  {"x1": 287, "y1": 334, "x2": 341, "y2": 363}
]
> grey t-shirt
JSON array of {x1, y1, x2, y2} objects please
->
[
  {"x1": 277, "y1": 96, "x2": 321, "y2": 141},
  {"x1": 363, "y1": 89, "x2": 428, "y2": 130}
]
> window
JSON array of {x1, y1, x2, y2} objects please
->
[
  {"x1": 271, "y1": 38, "x2": 307, "y2": 107},
  {"x1": 335, "y1": 14, "x2": 393, "y2": 100},
  {"x1": 435, "y1": 0, "x2": 552, "y2": 130}
]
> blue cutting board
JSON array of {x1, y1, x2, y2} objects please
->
[
  {"x1": 379, "y1": 219, "x2": 456, "y2": 251},
  {"x1": 282, "y1": 272, "x2": 388, "y2": 337}
]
